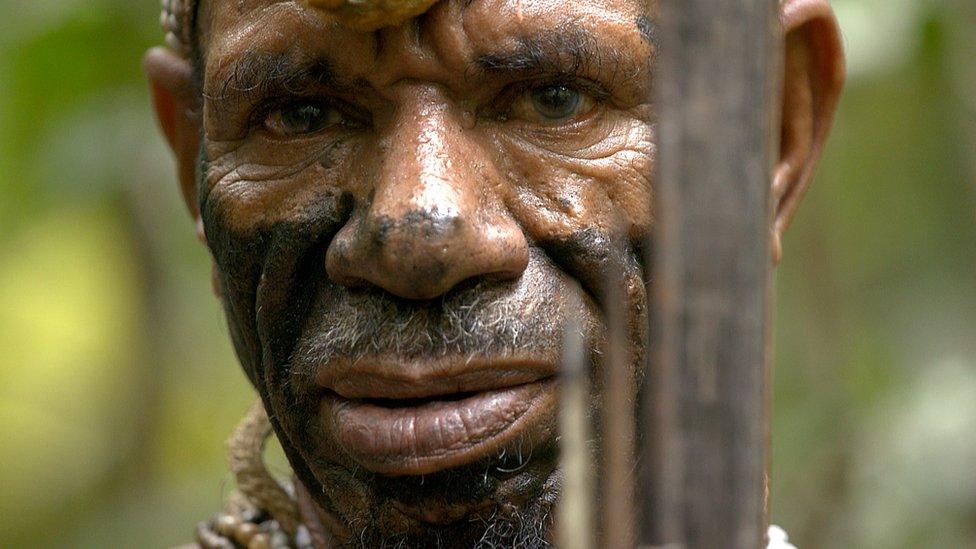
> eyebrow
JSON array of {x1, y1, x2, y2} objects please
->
[
  {"x1": 206, "y1": 17, "x2": 657, "y2": 104},
  {"x1": 205, "y1": 50, "x2": 342, "y2": 105},
  {"x1": 472, "y1": 23, "x2": 655, "y2": 84}
]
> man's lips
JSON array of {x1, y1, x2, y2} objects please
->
[{"x1": 315, "y1": 358, "x2": 557, "y2": 476}]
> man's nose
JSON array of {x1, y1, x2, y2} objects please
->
[{"x1": 326, "y1": 89, "x2": 529, "y2": 300}]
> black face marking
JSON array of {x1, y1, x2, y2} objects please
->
[
  {"x1": 636, "y1": 15, "x2": 657, "y2": 47},
  {"x1": 540, "y1": 227, "x2": 643, "y2": 307},
  {"x1": 196, "y1": 147, "x2": 355, "y2": 387},
  {"x1": 370, "y1": 209, "x2": 461, "y2": 247}
]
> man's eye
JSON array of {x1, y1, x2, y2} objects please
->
[
  {"x1": 263, "y1": 101, "x2": 343, "y2": 136},
  {"x1": 513, "y1": 84, "x2": 595, "y2": 124}
]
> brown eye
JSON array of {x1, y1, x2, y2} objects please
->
[
  {"x1": 514, "y1": 84, "x2": 594, "y2": 124},
  {"x1": 264, "y1": 101, "x2": 343, "y2": 136}
]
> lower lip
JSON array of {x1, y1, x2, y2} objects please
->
[{"x1": 319, "y1": 379, "x2": 556, "y2": 476}]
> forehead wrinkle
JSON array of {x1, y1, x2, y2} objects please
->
[
  {"x1": 360, "y1": 1, "x2": 496, "y2": 95},
  {"x1": 197, "y1": 0, "x2": 295, "y2": 63},
  {"x1": 202, "y1": 1, "x2": 350, "y2": 84},
  {"x1": 205, "y1": 4, "x2": 290, "y2": 84}
]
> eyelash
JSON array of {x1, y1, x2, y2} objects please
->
[
  {"x1": 248, "y1": 96, "x2": 354, "y2": 133},
  {"x1": 527, "y1": 76, "x2": 609, "y2": 101},
  {"x1": 245, "y1": 75, "x2": 610, "y2": 133},
  {"x1": 487, "y1": 75, "x2": 610, "y2": 117}
]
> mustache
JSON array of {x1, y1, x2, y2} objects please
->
[{"x1": 289, "y1": 249, "x2": 574, "y2": 373}]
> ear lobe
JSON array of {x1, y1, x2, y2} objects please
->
[
  {"x1": 143, "y1": 46, "x2": 204, "y2": 227},
  {"x1": 772, "y1": 0, "x2": 846, "y2": 264}
]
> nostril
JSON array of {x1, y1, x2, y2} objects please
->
[
  {"x1": 325, "y1": 223, "x2": 362, "y2": 288},
  {"x1": 325, "y1": 203, "x2": 529, "y2": 300},
  {"x1": 331, "y1": 273, "x2": 370, "y2": 290}
]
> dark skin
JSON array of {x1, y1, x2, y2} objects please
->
[{"x1": 145, "y1": 0, "x2": 844, "y2": 545}]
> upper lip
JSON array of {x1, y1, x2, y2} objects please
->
[{"x1": 315, "y1": 357, "x2": 556, "y2": 400}]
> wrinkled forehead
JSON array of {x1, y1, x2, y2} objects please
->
[{"x1": 198, "y1": 0, "x2": 653, "y2": 81}]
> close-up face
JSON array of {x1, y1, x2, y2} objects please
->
[
  {"x1": 198, "y1": 0, "x2": 653, "y2": 543},
  {"x1": 145, "y1": 0, "x2": 843, "y2": 545}
]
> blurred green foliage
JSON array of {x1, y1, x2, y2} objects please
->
[{"x1": 0, "y1": 0, "x2": 973, "y2": 547}]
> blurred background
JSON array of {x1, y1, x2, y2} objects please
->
[{"x1": 0, "y1": 0, "x2": 973, "y2": 546}]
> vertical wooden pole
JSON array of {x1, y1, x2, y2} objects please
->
[{"x1": 641, "y1": 0, "x2": 782, "y2": 547}]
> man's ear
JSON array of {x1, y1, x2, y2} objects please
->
[
  {"x1": 143, "y1": 46, "x2": 206, "y2": 243},
  {"x1": 772, "y1": 0, "x2": 846, "y2": 264}
]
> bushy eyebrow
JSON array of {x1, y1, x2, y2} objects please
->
[
  {"x1": 205, "y1": 50, "x2": 341, "y2": 105},
  {"x1": 475, "y1": 29, "x2": 603, "y2": 74},
  {"x1": 205, "y1": 18, "x2": 656, "y2": 105},
  {"x1": 471, "y1": 23, "x2": 655, "y2": 86}
]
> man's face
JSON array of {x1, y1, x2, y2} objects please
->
[{"x1": 198, "y1": 0, "x2": 652, "y2": 543}]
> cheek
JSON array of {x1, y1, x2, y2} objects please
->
[
  {"x1": 200, "y1": 138, "x2": 360, "y2": 381},
  {"x1": 203, "y1": 136, "x2": 360, "y2": 232},
  {"x1": 488, "y1": 118, "x2": 654, "y2": 242}
]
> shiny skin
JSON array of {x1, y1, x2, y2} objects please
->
[
  {"x1": 196, "y1": 1, "x2": 653, "y2": 542},
  {"x1": 302, "y1": 0, "x2": 442, "y2": 31},
  {"x1": 146, "y1": 0, "x2": 844, "y2": 544}
]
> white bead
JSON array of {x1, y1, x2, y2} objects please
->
[{"x1": 767, "y1": 525, "x2": 797, "y2": 549}]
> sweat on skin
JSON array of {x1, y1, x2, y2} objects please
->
[{"x1": 145, "y1": 0, "x2": 844, "y2": 546}]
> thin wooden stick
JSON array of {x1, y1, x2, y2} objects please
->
[
  {"x1": 601, "y1": 264, "x2": 636, "y2": 549},
  {"x1": 558, "y1": 289, "x2": 594, "y2": 549}
]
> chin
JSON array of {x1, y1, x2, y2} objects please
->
[
  {"x1": 301, "y1": 440, "x2": 563, "y2": 547},
  {"x1": 266, "y1": 345, "x2": 577, "y2": 543}
]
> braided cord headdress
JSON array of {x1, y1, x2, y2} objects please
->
[{"x1": 160, "y1": 0, "x2": 194, "y2": 57}]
